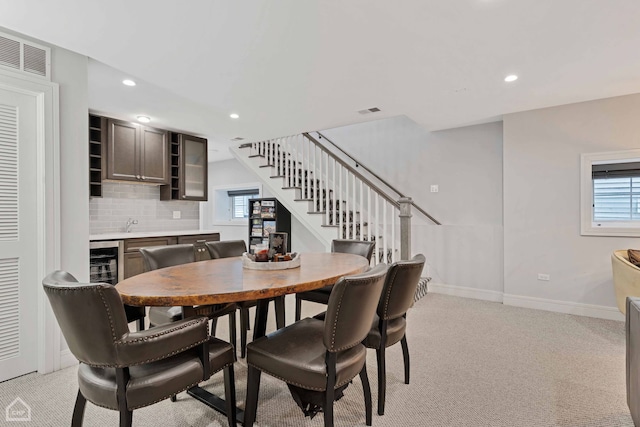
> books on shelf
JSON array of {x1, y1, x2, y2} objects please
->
[{"x1": 263, "y1": 220, "x2": 276, "y2": 237}]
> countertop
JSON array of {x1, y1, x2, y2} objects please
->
[{"x1": 89, "y1": 229, "x2": 221, "y2": 241}]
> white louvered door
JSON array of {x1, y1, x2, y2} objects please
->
[{"x1": 0, "y1": 87, "x2": 38, "y2": 381}]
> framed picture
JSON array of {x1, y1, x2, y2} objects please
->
[{"x1": 269, "y1": 232, "x2": 288, "y2": 256}]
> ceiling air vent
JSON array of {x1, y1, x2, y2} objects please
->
[
  {"x1": 358, "y1": 107, "x2": 381, "y2": 115},
  {"x1": 231, "y1": 137, "x2": 245, "y2": 141},
  {"x1": 0, "y1": 32, "x2": 50, "y2": 80}
]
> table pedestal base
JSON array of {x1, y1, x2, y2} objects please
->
[{"x1": 187, "y1": 386, "x2": 245, "y2": 424}]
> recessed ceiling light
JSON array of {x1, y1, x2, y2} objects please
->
[
  {"x1": 137, "y1": 116, "x2": 151, "y2": 123},
  {"x1": 504, "y1": 74, "x2": 518, "y2": 82},
  {"x1": 122, "y1": 79, "x2": 136, "y2": 86},
  {"x1": 230, "y1": 113, "x2": 239, "y2": 119}
]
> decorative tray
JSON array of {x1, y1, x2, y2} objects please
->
[{"x1": 241, "y1": 252, "x2": 301, "y2": 270}]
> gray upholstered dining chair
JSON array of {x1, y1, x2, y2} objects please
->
[
  {"x1": 42, "y1": 270, "x2": 237, "y2": 427},
  {"x1": 363, "y1": 253, "x2": 425, "y2": 415},
  {"x1": 295, "y1": 239, "x2": 376, "y2": 321},
  {"x1": 205, "y1": 240, "x2": 286, "y2": 358},
  {"x1": 139, "y1": 244, "x2": 238, "y2": 353},
  {"x1": 244, "y1": 263, "x2": 388, "y2": 427}
]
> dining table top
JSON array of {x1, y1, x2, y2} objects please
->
[{"x1": 116, "y1": 252, "x2": 370, "y2": 307}]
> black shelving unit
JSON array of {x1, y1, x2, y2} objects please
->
[
  {"x1": 88, "y1": 114, "x2": 106, "y2": 198},
  {"x1": 248, "y1": 198, "x2": 291, "y2": 254}
]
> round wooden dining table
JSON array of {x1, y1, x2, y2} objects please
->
[{"x1": 115, "y1": 251, "x2": 370, "y2": 424}]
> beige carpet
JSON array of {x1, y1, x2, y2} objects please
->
[{"x1": 0, "y1": 294, "x2": 633, "y2": 426}]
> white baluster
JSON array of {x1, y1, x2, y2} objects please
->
[
  {"x1": 383, "y1": 201, "x2": 388, "y2": 264},
  {"x1": 375, "y1": 193, "x2": 380, "y2": 265},
  {"x1": 392, "y1": 206, "x2": 396, "y2": 263}
]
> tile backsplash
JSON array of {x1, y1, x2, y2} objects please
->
[{"x1": 90, "y1": 182, "x2": 200, "y2": 234}]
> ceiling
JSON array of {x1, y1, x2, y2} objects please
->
[{"x1": 1, "y1": 1, "x2": 640, "y2": 162}]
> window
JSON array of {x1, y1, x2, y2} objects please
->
[
  {"x1": 581, "y1": 150, "x2": 640, "y2": 236},
  {"x1": 229, "y1": 189, "x2": 259, "y2": 219}
]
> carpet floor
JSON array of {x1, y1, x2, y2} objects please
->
[{"x1": 0, "y1": 293, "x2": 633, "y2": 426}]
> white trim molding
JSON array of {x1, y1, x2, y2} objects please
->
[
  {"x1": 427, "y1": 282, "x2": 504, "y2": 303},
  {"x1": 580, "y1": 149, "x2": 640, "y2": 237},
  {"x1": 0, "y1": 70, "x2": 61, "y2": 375},
  {"x1": 60, "y1": 349, "x2": 78, "y2": 369},
  {"x1": 503, "y1": 293, "x2": 624, "y2": 321}
]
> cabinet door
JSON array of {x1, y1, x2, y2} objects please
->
[
  {"x1": 180, "y1": 134, "x2": 207, "y2": 200},
  {"x1": 107, "y1": 119, "x2": 139, "y2": 181},
  {"x1": 123, "y1": 252, "x2": 146, "y2": 279},
  {"x1": 140, "y1": 126, "x2": 169, "y2": 184}
]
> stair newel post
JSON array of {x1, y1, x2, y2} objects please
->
[
  {"x1": 359, "y1": 179, "x2": 364, "y2": 240},
  {"x1": 383, "y1": 201, "x2": 388, "y2": 263},
  {"x1": 284, "y1": 136, "x2": 290, "y2": 187},
  {"x1": 374, "y1": 192, "x2": 380, "y2": 265},
  {"x1": 296, "y1": 135, "x2": 301, "y2": 190},
  {"x1": 399, "y1": 197, "x2": 412, "y2": 261},
  {"x1": 345, "y1": 170, "x2": 351, "y2": 239},
  {"x1": 339, "y1": 163, "x2": 344, "y2": 238},
  {"x1": 325, "y1": 149, "x2": 330, "y2": 226},
  {"x1": 367, "y1": 186, "x2": 372, "y2": 242},
  {"x1": 306, "y1": 136, "x2": 311, "y2": 200}
]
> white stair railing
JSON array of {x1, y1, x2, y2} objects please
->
[{"x1": 246, "y1": 133, "x2": 415, "y2": 263}]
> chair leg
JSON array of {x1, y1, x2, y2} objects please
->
[
  {"x1": 223, "y1": 364, "x2": 237, "y2": 426},
  {"x1": 401, "y1": 335, "x2": 410, "y2": 384},
  {"x1": 71, "y1": 390, "x2": 86, "y2": 427},
  {"x1": 359, "y1": 364, "x2": 373, "y2": 426},
  {"x1": 376, "y1": 346, "x2": 387, "y2": 415},
  {"x1": 137, "y1": 317, "x2": 145, "y2": 331},
  {"x1": 324, "y1": 352, "x2": 336, "y2": 427},
  {"x1": 274, "y1": 296, "x2": 286, "y2": 329},
  {"x1": 242, "y1": 307, "x2": 250, "y2": 330},
  {"x1": 228, "y1": 312, "x2": 237, "y2": 356},
  {"x1": 244, "y1": 366, "x2": 262, "y2": 427},
  {"x1": 211, "y1": 318, "x2": 218, "y2": 336},
  {"x1": 170, "y1": 395, "x2": 177, "y2": 402},
  {"x1": 119, "y1": 410, "x2": 133, "y2": 427},
  {"x1": 240, "y1": 309, "x2": 249, "y2": 358},
  {"x1": 295, "y1": 294, "x2": 302, "y2": 322}
]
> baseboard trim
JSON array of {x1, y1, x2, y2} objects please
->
[
  {"x1": 60, "y1": 349, "x2": 78, "y2": 369},
  {"x1": 503, "y1": 293, "x2": 624, "y2": 321},
  {"x1": 426, "y1": 283, "x2": 624, "y2": 321},
  {"x1": 428, "y1": 282, "x2": 504, "y2": 302}
]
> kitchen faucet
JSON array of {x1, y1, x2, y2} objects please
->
[{"x1": 125, "y1": 218, "x2": 138, "y2": 233}]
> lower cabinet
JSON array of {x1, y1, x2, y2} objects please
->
[{"x1": 122, "y1": 233, "x2": 219, "y2": 279}]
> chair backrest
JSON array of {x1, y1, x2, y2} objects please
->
[
  {"x1": 206, "y1": 240, "x2": 247, "y2": 259},
  {"x1": 378, "y1": 254, "x2": 425, "y2": 320},
  {"x1": 139, "y1": 244, "x2": 195, "y2": 272},
  {"x1": 42, "y1": 270, "x2": 130, "y2": 366},
  {"x1": 331, "y1": 239, "x2": 376, "y2": 262},
  {"x1": 323, "y1": 263, "x2": 388, "y2": 352},
  {"x1": 612, "y1": 250, "x2": 640, "y2": 314}
]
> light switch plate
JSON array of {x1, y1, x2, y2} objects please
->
[
  {"x1": 173, "y1": 211, "x2": 181, "y2": 219},
  {"x1": 430, "y1": 185, "x2": 439, "y2": 193}
]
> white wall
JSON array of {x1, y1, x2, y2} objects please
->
[
  {"x1": 503, "y1": 93, "x2": 640, "y2": 315},
  {"x1": 322, "y1": 116, "x2": 504, "y2": 294},
  {"x1": 51, "y1": 46, "x2": 90, "y2": 282},
  {"x1": 203, "y1": 158, "x2": 325, "y2": 252}
]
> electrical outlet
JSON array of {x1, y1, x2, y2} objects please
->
[
  {"x1": 430, "y1": 185, "x2": 439, "y2": 193},
  {"x1": 537, "y1": 273, "x2": 550, "y2": 281},
  {"x1": 173, "y1": 211, "x2": 181, "y2": 219}
]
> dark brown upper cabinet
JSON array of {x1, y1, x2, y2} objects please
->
[
  {"x1": 106, "y1": 118, "x2": 169, "y2": 185},
  {"x1": 160, "y1": 132, "x2": 208, "y2": 201}
]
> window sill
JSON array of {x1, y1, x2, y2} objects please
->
[
  {"x1": 211, "y1": 220, "x2": 247, "y2": 227},
  {"x1": 581, "y1": 223, "x2": 640, "y2": 237}
]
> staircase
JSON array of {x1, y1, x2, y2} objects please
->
[{"x1": 230, "y1": 133, "x2": 417, "y2": 264}]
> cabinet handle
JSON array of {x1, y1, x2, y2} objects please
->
[
  {"x1": 141, "y1": 175, "x2": 146, "y2": 180},
  {"x1": 136, "y1": 175, "x2": 141, "y2": 179},
  {"x1": 182, "y1": 195, "x2": 186, "y2": 199}
]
